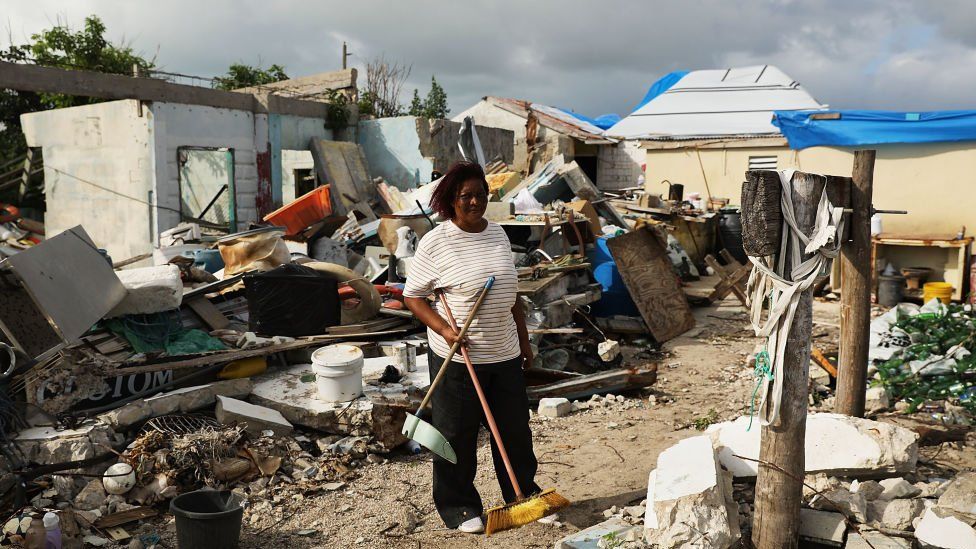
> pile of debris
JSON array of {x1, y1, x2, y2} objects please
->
[
  {"x1": 870, "y1": 300, "x2": 976, "y2": 416},
  {"x1": 0, "y1": 129, "x2": 687, "y2": 545},
  {"x1": 556, "y1": 410, "x2": 976, "y2": 549}
]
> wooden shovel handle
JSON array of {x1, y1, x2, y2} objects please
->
[
  {"x1": 439, "y1": 293, "x2": 525, "y2": 500},
  {"x1": 415, "y1": 277, "x2": 494, "y2": 413}
]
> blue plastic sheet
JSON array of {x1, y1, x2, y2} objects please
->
[
  {"x1": 773, "y1": 110, "x2": 976, "y2": 150},
  {"x1": 558, "y1": 109, "x2": 621, "y2": 130},
  {"x1": 630, "y1": 70, "x2": 689, "y2": 113}
]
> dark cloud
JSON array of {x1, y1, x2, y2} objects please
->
[{"x1": 4, "y1": 0, "x2": 976, "y2": 117}]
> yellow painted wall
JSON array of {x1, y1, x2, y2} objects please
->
[{"x1": 644, "y1": 142, "x2": 976, "y2": 235}]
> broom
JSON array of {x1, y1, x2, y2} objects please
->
[{"x1": 438, "y1": 292, "x2": 570, "y2": 535}]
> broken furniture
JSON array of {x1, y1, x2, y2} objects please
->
[
  {"x1": 871, "y1": 233, "x2": 972, "y2": 302},
  {"x1": 705, "y1": 250, "x2": 751, "y2": 307}
]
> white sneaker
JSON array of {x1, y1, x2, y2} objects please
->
[
  {"x1": 537, "y1": 513, "x2": 560, "y2": 525},
  {"x1": 458, "y1": 516, "x2": 484, "y2": 534}
]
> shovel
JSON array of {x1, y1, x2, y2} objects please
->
[{"x1": 401, "y1": 276, "x2": 495, "y2": 463}]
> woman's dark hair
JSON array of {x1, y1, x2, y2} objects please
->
[{"x1": 429, "y1": 161, "x2": 489, "y2": 219}]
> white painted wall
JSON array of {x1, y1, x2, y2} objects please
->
[
  {"x1": 21, "y1": 100, "x2": 154, "y2": 261},
  {"x1": 281, "y1": 150, "x2": 314, "y2": 203},
  {"x1": 149, "y1": 103, "x2": 259, "y2": 233}
]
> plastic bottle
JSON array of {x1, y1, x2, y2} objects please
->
[
  {"x1": 24, "y1": 516, "x2": 45, "y2": 549},
  {"x1": 43, "y1": 512, "x2": 61, "y2": 549}
]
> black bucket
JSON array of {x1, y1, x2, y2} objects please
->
[
  {"x1": 719, "y1": 209, "x2": 748, "y2": 264},
  {"x1": 170, "y1": 490, "x2": 243, "y2": 549}
]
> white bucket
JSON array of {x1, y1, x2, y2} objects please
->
[{"x1": 311, "y1": 345, "x2": 364, "y2": 403}]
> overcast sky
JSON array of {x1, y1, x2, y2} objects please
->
[{"x1": 4, "y1": 0, "x2": 975, "y2": 118}]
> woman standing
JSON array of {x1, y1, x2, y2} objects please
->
[{"x1": 403, "y1": 161, "x2": 543, "y2": 534}]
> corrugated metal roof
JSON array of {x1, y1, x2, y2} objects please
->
[
  {"x1": 486, "y1": 96, "x2": 615, "y2": 143},
  {"x1": 606, "y1": 65, "x2": 826, "y2": 140}
]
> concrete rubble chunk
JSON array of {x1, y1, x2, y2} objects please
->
[
  {"x1": 864, "y1": 387, "x2": 890, "y2": 412},
  {"x1": 915, "y1": 507, "x2": 976, "y2": 549},
  {"x1": 14, "y1": 423, "x2": 115, "y2": 466},
  {"x1": 643, "y1": 435, "x2": 740, "y2": 548},
  {"x1": 915, "y1": 480, "x2": 948, "y2": 498},
  {"x1": 804, "y1": 473, "x2": 843, "y2": 499},
  {"x1": 97, "y1": 401, "x2": 151, "y2": 430},
  {"x1": 867, "y1": 498, "x2": 925, "y2": 530},
  {"x1": 937, "y1": 472, "x2": 976, "y2": 516},
  {"x1": 250, "y1": 358, "x2": 430, "y2": 450},
  {"x1": 75, "y1": 479, "x2": 107, "y2": 510},
  {"x1": 845, "y1": 529, "x2": 911, "y2": 549},
  {"x1": 538, "y1": 398, "x2": 572, "y2": 418},
  {"x1": 850, "y1": 479, "x2": 884, "y2": 501},
  {"x1": 707, "y1": 413, "x2": 918, "y2": 478},
  {"x1": 106, "y1": 264, "x2": 183, "y2": 318},
  {"x1": 799, "y1": 509, "x2": 846, "y2": 546},
  {"x1": 810, "y1": 488, "x2": 868, "y2": 523},
  {"x1": 216, "y1": 395, "x2": 294, "y2": 436},
  {"x1": 879, "y1": 477, "x2": 922, "y2": 500},
  {"x1": 554, "y1": 517, "x2": 639, "y2": 549}
]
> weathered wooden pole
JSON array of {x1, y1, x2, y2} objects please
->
[
  {"x1": 751, "y1": 171, "x2": 823, "y2": 549},
  {"x1": 835, "y1": 150, "x2": 876, "y2": 417}
]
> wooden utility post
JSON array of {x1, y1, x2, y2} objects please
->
[
  {"x1": 342, "y1": 41, "x2": 350, "y2": 69},
  {"x1": 751, "y1": 172, "x2": 823, "y2": 549},
  {"x1": 835, "y1": 150, "x2": 876, "y2": 417}
]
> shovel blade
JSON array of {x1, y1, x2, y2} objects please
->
[{"x1": 402, "y1": 413, "x2": 457, "y2": 464}]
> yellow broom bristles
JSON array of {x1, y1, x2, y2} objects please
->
[{"x1": 484, "y1": 489, "x2": 570, "y2": 536}]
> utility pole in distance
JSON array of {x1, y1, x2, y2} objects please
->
[
  {"x1": 342, "y1": 41, "x2": 351, "y2": 69},
  {"x1": 835, "y1": 149, "x2": 876, "y2": 417}
]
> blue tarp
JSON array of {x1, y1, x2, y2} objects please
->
[
  {"x1": 631, "y1": 70, "x2": 689, "y2": 112},
  {"x1": 773, "y1": 110, "x2": 976, "y2": 150},
  {"x1": 558, "y1": 108, "x2": 621, "y2": 130}
]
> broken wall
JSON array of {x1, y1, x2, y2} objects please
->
[
  {"x1": 357, "y1": 116, "x2": 514, "y2": 190},
  {"x1": 597, "y1": 140, "x2": 645, "y2": 190},
  {"x1": 150, "y1": 102, "x2": 260, "y2": 235},
  {"x1": 22, "y1": 100, "x2": 155, "y2": 261}
]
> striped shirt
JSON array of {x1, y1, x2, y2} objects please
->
[{"x1": 403, "y1": 220, "x2": 521, "y2": 364}]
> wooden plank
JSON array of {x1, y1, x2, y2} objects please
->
[
  {"x1": 810, "y1": 348, "x2": 838, "y2": 378},
  {"x1": 185, "y1": 296, "x2": 231, "y2": 331},
  {"x1": 309, "y1": 140, "x2": 376, "y2": 220},
  {"x1": 525, "y1": 366, "x2": 657, "y2": 402},
  {"x1": 606, "y1": 226, "x2": 695, "y2": 342},
  {"x1": 835, "y1": 150, "x2": 875, "y2": 417},
  {"x1": 112, "y1": 327, "x2": 414, "y2": 375},
  {"x1": 94, "y1": 507, "x2": 157, "y2": 529}
]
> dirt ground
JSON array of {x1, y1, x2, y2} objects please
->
[
  {"x1": 144, "y1": 289, "x2": 973, "y2": 549},
  {"x1": 151, "y1": 287, "x2": 765, "y2": 548}
]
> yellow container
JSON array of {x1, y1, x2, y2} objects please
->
[
  {"x1": 218, "y1": 357, "x2": 268, "y2": 379},
  {"x1": 922, "y1": 282, "x2": 953, "y2": 304}
]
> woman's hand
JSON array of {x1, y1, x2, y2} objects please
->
[
  {"x1": 437, "y1": 325, "x2": 467, "y2": 347},
  {"x1": 521, "y1": 345, "x2": 534, "y2": 370}
]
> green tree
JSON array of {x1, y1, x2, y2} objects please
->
[
  {"x1": 213, "y1": 63, "x2": 288, "y2": 90},
  {"x1": 423, "y1": 76, "x2": 449, "y2": 119},
  {"x1": 408, "y1": 89, "x2": 425, "y2": 117},
  {"x1": 0, "y1": 15, "x2": 155, "y2": 163}
]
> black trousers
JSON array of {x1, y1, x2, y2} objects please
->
[{"x1": 426, "y1": 351, "x2": 541, "y2": 528}]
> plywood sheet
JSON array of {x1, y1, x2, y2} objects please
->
[
  {"x1": 309, "y1": 140, "x2": 376, "y2": 220},
  {"x1": 606, "y1": 226, "x2": 695, "y2": 342}
]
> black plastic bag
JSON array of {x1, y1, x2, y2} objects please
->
[{"x1": 244, "y1": 263, "x2": 340, "y2": 336}]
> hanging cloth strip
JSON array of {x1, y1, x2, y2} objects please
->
[{"x1": 746, "y1": 169, "x2": 846, "y2": 427}]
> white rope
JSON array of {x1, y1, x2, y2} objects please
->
[{"x1": 746, "y1": 169, "x2": 846, "y2": 427}]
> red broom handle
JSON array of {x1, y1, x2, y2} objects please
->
[{"x1": 438, "y1": 291, "x2": 525, "y2": 500}]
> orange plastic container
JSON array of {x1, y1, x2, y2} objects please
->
[{"x1": 263, "y1": 185, "x2": 333, "y2": 235}]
